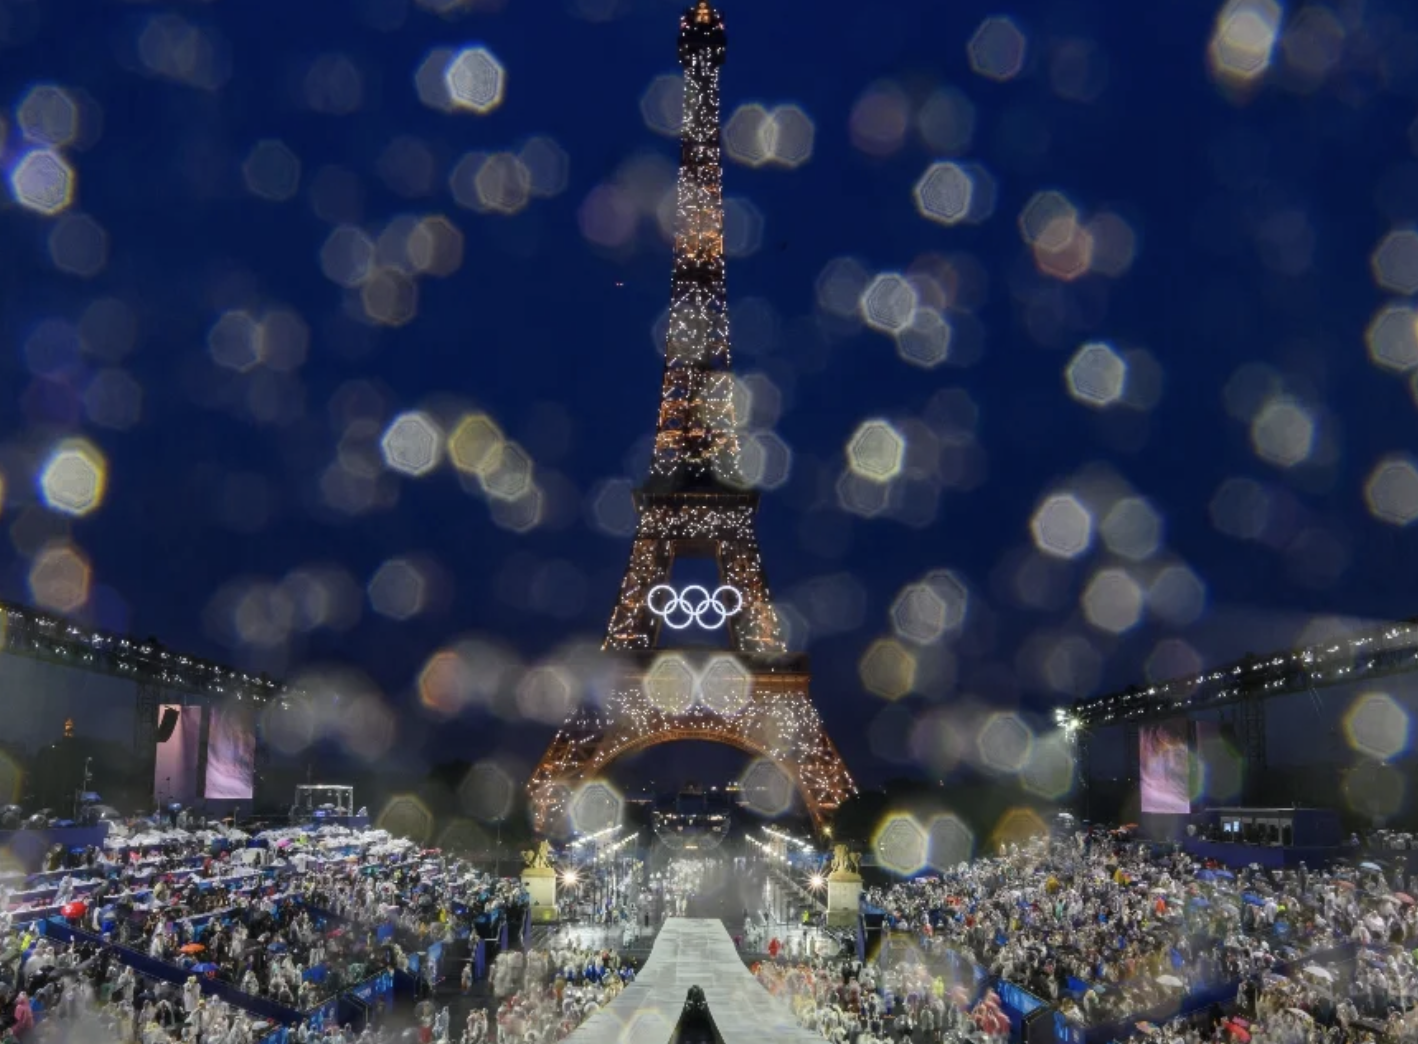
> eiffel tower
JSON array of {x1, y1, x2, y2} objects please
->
[{"x1": 528, "y1": 0, "x2": 855, "y2": 833}]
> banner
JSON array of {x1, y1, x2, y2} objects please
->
[
  {"x1": 154, "y1": 705, "x2": 202, "y2": 806},
  {"x1": 1141, "y1": 719, "x2": 1191, "y2": 814},
  {"x1": 205, "y1": 704, "x2": 256, "y2": 800}
]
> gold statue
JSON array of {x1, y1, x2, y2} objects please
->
[
  {"x1": 521, "y1": 840, "x2": 554, "y2": 870},
  {"x1": 829, "y1": 844, "x2": 860, "y2": 876}
]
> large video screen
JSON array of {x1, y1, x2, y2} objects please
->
[
  {"x1": 153, "y1": 704, "x2": 203, "y2": 805},
  {"x1": 1140, "y1": 719, "x2": 1191, "y2": 814},
  {"x1": 204, "y1": 704, "x2": 256, "y2": 800}
]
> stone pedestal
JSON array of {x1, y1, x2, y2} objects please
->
[
  {"x1": 826, "y1": 872, "x2": 862, "y2": 929},
  {"x1": 522, "y1": 867, "x2": 558, "y2": 924}
]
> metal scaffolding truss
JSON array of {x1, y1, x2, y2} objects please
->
[
  {"x1": 0, "y1": 599, "x2": 299, "y2": 707},
  {"x1": 1066, "y1": 616, "x2": 1418, "y2": 728}
]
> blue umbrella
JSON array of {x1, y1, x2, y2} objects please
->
[
  {"x1": 1242, "y1": 893, "x2": 1264, "y2": 906},
  {"x1": 193, "y1": 962, "x2": 218, "y2": 974}
]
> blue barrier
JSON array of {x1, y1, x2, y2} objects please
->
[
  {"x1": 40, "y1": 918, "x2": 298, "y2": 1026},
  {"x1": 997, "y1": 979, "x2": 1047, "y2": 1041}
]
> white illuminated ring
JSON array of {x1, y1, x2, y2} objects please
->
[{"x1": 646, "y1": 583, "x2": 743, "y2": 630}]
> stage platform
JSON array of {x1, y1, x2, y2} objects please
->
[{"x1": 565, "y1": 918, "x2": 820, "y2": 1044}]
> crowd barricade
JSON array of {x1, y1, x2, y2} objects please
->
[
  {"x1": 38, "y1": 916, "x2": 299, "y2": 1027},
  {"x1": 997, "y1": 979, "x2": 1049, "y2": 1042},
  {"x1": 427, "y1": 941, "x2": 445, "y2": 986},
  {"x1": 338, "y1": 969, "x2": 395, "y2": 1030}
]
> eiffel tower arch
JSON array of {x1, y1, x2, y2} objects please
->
[{"x1": 529, "y1": 1, "x2": 855, "y2": 833}]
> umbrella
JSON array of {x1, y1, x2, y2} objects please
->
[
  {"x1": 192, "y1": 962, "x2": 218, "y2": 974},
  {"x1": 1225, "y1": 1022, "x2": 1251, "y2": 1042},
  {"x1": 1156, "y1": 975, "x2": 1183, "y2": 988},
  {"x1": 1302, "y1": 965, "x2": 1332, "y2": 981},
  {"x1": 1395, "y1": 893, "x2": 1415, "y2": 905},
  {"x1": 179, "y1": 943, "x2": 205, "y2": 955},
  {"x1": 1361, "y1": 862, "x2": 1382, "y2": 871},
  {"x1": 59, "y1": 901, "x2": 87, "y2": 919}
]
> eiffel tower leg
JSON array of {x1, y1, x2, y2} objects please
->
[
  {"x1": 719, "y1": 537, "x2": 785, "y2": 655},
  {"x1": 604, "y1": 536, "x2": 674, "y2": 652}
]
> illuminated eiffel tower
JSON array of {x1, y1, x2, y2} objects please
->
[{"x1": 528, "y1": 1, "x2": 854, "y2": 833}]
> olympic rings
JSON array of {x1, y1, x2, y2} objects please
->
[{"x1": 646, "y1": 583, "x2": 743, "y2": 630}]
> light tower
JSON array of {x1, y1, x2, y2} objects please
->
[{"x1": 528, "y1": 2, "x2": 855, "y2": 835}]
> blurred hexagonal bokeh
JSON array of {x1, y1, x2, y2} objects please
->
[
  {"x1": 1065, "y1": 342, "x2": 1127, "y2": 407},
  {"x1": 926, "y1": 813, "x2": 974, "y2": 870},
  {"x1": 846, "y1": 420, "x2": 906, "y2": 482},
  {"x1": 977, "y1": 712, "x2": 1034, "y2": 774},
  {"x1": 570, "y1": 780, "x2": 624, "y2": 835},
  {"x1": 990, "y1": 808, "x2": 1048, "y2": 853},
  {"x1": 1021, "y1": 733, "x2": 1076, "y2": 799},
  {"x1": 643, "y1": 653, "x2": 696, "y2": 715},
  {"x1": 874, "y1": 813, "x2": 928, "y2": 875},
  {"x1": 445, "y1": 47, "x2": 506, "y2": 113},
  {"x1": 377, "y1": 794, "x2": 434, "y2": 845},
  {"x1": 699, "y1": 653, "x2": 752, "y2": 715},
  {"x1": 740, "y1": 758, "x2": 795, "y2": 818},
  {"x1": 1343, "y1": 692, "x2": 1410, "y2": 761},
  {"x1": 458, "y1": 759, "x2": 518, "y2": 823},
  {"x1": 1030, "y1": 493, "x2": 1093, "y2": 559},
  {"x1": 968, "y1": 17, "x2": 1028, "y2": 81},
  {"x1": 40, "y1": 438, "x2": 107, "y2": 517},
  {"x1": 1365, "y1": 456, "x2": 1418, "y2": 526},
  {"x1": 860, "y1": 638, "x2": 916, "y2": 700}
]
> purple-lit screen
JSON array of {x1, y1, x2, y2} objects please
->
[
  {"x1": 153, "y1": 704, "x2": 202, "y2": 805},
  {"x1": 1140, "y1": 719, "x2": 1191, "y2": 814},
  {"x1": 205, "y1": 705, "x2": 256, "y2": 800}
]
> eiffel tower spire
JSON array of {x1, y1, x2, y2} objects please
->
[{"x1": 647, "y1": 0, "x2": 741, "y2": 493}]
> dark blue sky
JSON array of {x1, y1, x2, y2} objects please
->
[{"x1": 4, "y1": 0, "x2": 1418, "y2": 788}]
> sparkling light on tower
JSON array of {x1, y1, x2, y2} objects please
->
[{"x1": 528, "y1": 1, "x2": 855, "y2": 835}]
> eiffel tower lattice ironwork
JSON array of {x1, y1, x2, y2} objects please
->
[{"x1": 529, "y1": 0, "x2": 855, "y2": 833}]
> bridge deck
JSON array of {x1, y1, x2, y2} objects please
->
[{"x1": 564, "y1": 918, "x2": 820, "y2": 1044}]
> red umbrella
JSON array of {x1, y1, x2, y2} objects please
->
[
  {"x1": 1226, "y1": 1022, "x2": 1251, "y2": 1042},
  {"x1": 59, "y1": 901, "x2": 87, "y2": 919},
  {"x1": 1395, "y1": 892, "x2": 1415, "y2": 905}
]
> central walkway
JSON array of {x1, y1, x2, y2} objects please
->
[{"x1": 564, "y1": 918, "x2": 823, "y2": 1044}]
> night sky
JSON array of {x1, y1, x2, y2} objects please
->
[{"x1": 3, "y1": 0, "x2": 1418, "y2": 791}]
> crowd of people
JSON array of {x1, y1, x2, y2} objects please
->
[
  {"x1": 483, "y1": 934, "x2": 639, "y2": 1043},
  {"x1": 0, "y1": 824, "x2": 550, "y2": 1043},
  {"x1": 12, "y1": 816, "x2": 1418, "y2": 1044},
  {"x1": 809, "y1": 830, "x2": 1418, "y2": 1044}
]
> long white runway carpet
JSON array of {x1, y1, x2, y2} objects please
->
[{"x1": 563, "y1": 918, "x2": 822, "y2": 1044}]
